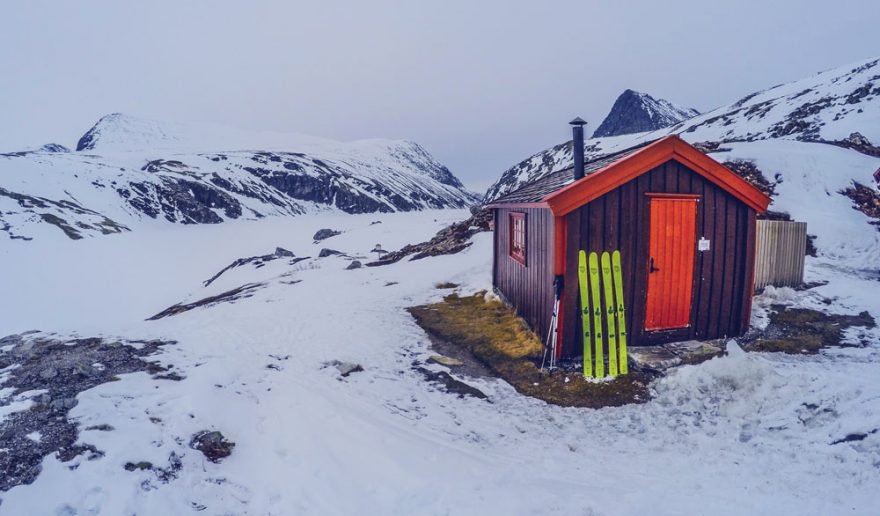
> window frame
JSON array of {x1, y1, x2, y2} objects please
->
[{"x1": 508, "y1": 212, "x2": 527, "y2": 266}]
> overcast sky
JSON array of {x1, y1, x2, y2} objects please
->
[{"x1": 1, "y1": 1, "x2": 877, "y2": 192}]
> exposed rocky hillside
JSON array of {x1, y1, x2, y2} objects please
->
[
  {"x1": 483, "y1": 57, "x2": 880, "y2": 267},
  {"x1": 0, "y1": 114, "x2": 478, "y2": 241},
  {"x1": 592, "y1": 89, "x2": 699, "y2": 138},
  {"x1": 485, "y1": 57, "x2": 880, "y2": 203}
]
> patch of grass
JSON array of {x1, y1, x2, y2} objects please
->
[
  {"x1": 746, "y1": 306, "x2": 875, "y2": 354},
  {"x1": 409, "y1": 293, "x2": 652, "y2": 408}
]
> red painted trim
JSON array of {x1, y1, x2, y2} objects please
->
[
  {"x1": 509, "y1": 212, "x2": 526, "y2": 266},
  {"x1": 553, "y1": 216, "x2": 566, "y2": 359},
  {"x1": 553, "y1": 216, "x2": 566, "y2": 275},
  {"x1": 485, "y1": 202, "x2": 551, "y2": 209},
  {"x1": 645, "y1": 193, "x2": 702, "y2": 200},
  {"x1": 543, "y1": 135, "x2": 771, "y2": 216}
]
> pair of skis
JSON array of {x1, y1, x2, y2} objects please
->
[{"x1": 577, "y1": 250, "x2": 628, "y2": 378}]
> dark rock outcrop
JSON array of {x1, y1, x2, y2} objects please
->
[
  {"x1": 190, "y1": 431, "x2": 235, "y2": 463},
  {"x1": 202, "y1": 247, "x2": 300, "y2": 287},
  {"x1": 313, "y1": 229, "x2": 341, "y2": 242},
  {"x1": 0, "y1": 334, "x2": 176, "y2": 491},
  {"x1": 368, "y1": 207, "x2": 492, "y2": 266},
  {"x1": 593, "y1": 90, "x2": 699, "y2": 138},
  {"x1": 840, "y1": 181, "x2": 880, "y2": 230}
]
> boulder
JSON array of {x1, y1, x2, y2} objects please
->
[
  {"x1": 313, "y1": 229, "x2": 341, "y2": 242},
  {"x1": 190, "y1": 430, "x2": 235, "y2": 463},
  {"x1": 345, "y1": 260, "x2": 362, "y2": 270}
]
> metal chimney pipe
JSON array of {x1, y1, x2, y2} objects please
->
[{"x1": 570, "y1": 117, "x2": 587, "y2": 180}]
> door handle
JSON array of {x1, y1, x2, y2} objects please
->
[{"x1": 650, "y1": 257, "x2": 660, "y2": 273}]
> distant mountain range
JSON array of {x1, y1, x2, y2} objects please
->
[{"x1": 0, "y1": 114, "x2": 478, "y2": 241}]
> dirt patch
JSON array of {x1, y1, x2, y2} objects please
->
[
  {"x1": 742, "y1": 305, "x2": 875, "y2": 354},
  {"x1": 414, "y1": 367, "x2": 488, "y2": 400},
  {"x1": 408, "y1": 293, "x2": 653, "y2": 408},
  {"x1": 0, "y1": 333, "x2": 177, "y2": 492}
]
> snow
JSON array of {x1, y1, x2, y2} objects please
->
[{"x1": 1, "y1": 208, "x2": 878, "y2": 515}]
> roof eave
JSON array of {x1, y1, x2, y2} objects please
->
[{"x1": 543, "y1": 135, "x2": 771, "y2": 216}]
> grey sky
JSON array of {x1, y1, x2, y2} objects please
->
[{"x1": 1, "y1": 1, "x2": 877, "y2": 192}]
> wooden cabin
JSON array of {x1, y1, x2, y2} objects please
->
[{"x1": 487, "y1": 128, "x2": 771, "y2": 359}]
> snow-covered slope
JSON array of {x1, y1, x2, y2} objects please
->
[
  {"x1": 0, "y1": 114, "x2": 478, "y2": 241},
  {"x1": 484, "y1": 57, "x2": 880, "y2": 265},
  {"x1": 592, "y1": 89, "x2": 699, "y2": 138},
  {"x1": 1, "y1": 210, "x2": 878, "y2": 515}
]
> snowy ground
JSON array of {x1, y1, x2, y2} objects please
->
[{"x1": 1, "y1": 209, "x2": 879, "y2": 515}]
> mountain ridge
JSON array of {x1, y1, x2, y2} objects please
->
[{"x1": 0, "y1": 114, "x2": 478, "y2": 241}]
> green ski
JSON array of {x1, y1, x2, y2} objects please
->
[
  {"x1": 588, "y1": 252, "x2": 604, "y2": 378},
  {"x1": 577, "y1": 250, "x2": 592, "y2": 377},
  {"x1": 601, "y1": 252, "x2": 618, "y2": 377},
  {"x1": 611, "y1": 250, "x2": 628, "y2": 375}
]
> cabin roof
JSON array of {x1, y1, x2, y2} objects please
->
[
  {"x1": 487, "y1": 140, "x2": 653, "y2": 206},
  {"x1": 488, "y1": 135, "x2": 771, "y2": 214}
]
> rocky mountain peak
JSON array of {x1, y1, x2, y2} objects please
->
[{"x1": 592, "y1": 90, "x2": 699, "y2": 138}]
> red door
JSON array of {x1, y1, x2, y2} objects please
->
[{"x1": 645, "y1": 195, "x2": 698, "y2": 331}]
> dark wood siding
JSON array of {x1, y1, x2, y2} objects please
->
[
  {"x1": 493, "y1": 207, "x2": 555, "y2": 341},
  {"x1": 559, "y1": 159, "x2": 757, "y2": 357}
]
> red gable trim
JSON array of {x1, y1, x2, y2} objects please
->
[{"x1": 543, "y1": 135, "x2": 771, "y2": 216}]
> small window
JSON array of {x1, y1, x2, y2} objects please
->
[{"x1": 509, "y1": 212, "x2": 526, "y2": 265}]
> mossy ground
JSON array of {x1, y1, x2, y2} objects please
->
[
  {"x1": 745, "y1": 305, "x2": 875, "y2": 354},
  {"x1": 408, "y1": 293, "x2": 652, "y2": 408}
]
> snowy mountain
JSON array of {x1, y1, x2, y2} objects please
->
[
  {"x1": 0, "y1": 114, "x2": 478, "y2": 241},
  {"x1": 592, "y1": 89, "x2": 699, "y2": 138},
  {"x1": 484, "y1": 57, "x2": 880, "y2": 266}
]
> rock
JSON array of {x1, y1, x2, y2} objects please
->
[
  {"x1": 273, "y1": 247, "x2": 295, "y2": 257},
  {"x1": 39, "y1": 367, "x2": 58, "y2": 380},
  {"x1": 49, "y1": 397, "x2": 78, "y2": 412},
  {"x1": 627, "y1": 346, "x2": 681, "y2": 371},
  {"x1": 345, "y1": 260, "x2": 362, "y2": 270},
  {"x1": 0, "y1": 334, "x2": 23, "y2": 347},
  {"x1": 665, "y1": 340, "x2": 724, "y2": 363},
  {"x1": 428, "y1": 355, "x2": 464, "y2": 367},
  {"x1": 124, "y1": 461, "x2": 153, "y2": 471},
  {"x1": 73, "y1": 362, "x2": 95, "y2": 377},
  {"x1": 319, "y1": 248, "x2": 342, "y2": 258},
  {"x1": 190, "y1": 430, "x2": 235, "y2": 463},
  {"x1": 313, "y1": 228, "x2": 342, "y2": 242},
  {"x1": 326, "y1": 360, "x2": 363, "y2": 377}
]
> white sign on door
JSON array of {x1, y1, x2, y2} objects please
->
[{"x1": 698, "y1": 237, "x2": 711, "y2": 252}]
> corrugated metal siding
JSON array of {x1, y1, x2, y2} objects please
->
[
  {"x1": 493, "y1": 207, "x2": 555, "y2": 341},
  {"x1": 560, "y1": 159, "x2": 757, "y2": 356},
  {"x1": 754, "y1": 220, "x2": 807, "y2": 289}
]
